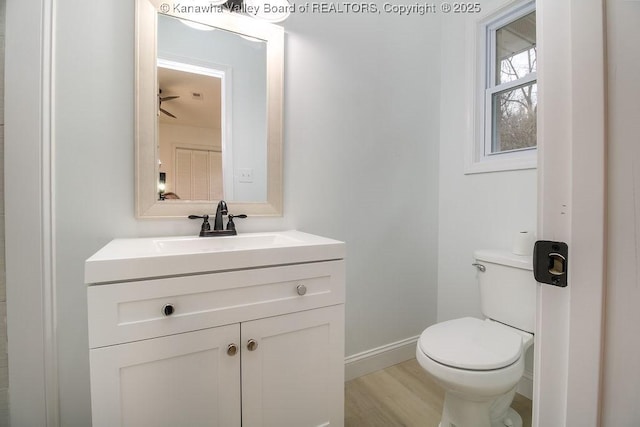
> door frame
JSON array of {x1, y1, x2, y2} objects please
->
[
  {"x1": 5, "y1": 0, "x2": 58, "y2": 426},
  {"x1": 534, "y1": 0, "x2": 606, "y2": 425}
]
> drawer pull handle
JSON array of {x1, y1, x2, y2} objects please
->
[
  {"x1": 162, "y1": 303, "x2": 175, "y2": 317},
  {"x1": 296, "y1": 284, "x2": 307, "y2": 296},
  {"x1": 227, "y1": 343, "x2": 238, "y2": 356},
  {"x1": 247, "y1": 339, "x2": 258, "y2": 351}
]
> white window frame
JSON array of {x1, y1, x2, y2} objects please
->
[{"x1": 465, "y1": 0, "x2": 537, "y2": 174}]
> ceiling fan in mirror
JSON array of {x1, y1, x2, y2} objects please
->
[{"x1": 158, "y1": 89, "x2": 179, "y2": 118}]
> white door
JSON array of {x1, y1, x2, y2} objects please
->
[
  {"x1": 175, "y1": 148, "x2": 224, "y2": 200},
  {"x1": 241, "y1": 305, "x2": 345, "y2": 427},
  {"x1": 89, "y1": 325, "x2": 241, "y2": 427},
  {"x1": 209, "y1": 150, "x2": 224, "y2": 200},
  {"x1": 534, "y1": 0, "x2": 606, "y2": 426}
]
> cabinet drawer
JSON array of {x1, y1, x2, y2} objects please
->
[{"x1": 88, "y1": 260, "x2": 344, "y2": 348}]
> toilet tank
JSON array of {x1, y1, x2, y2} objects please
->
[{"x1": 474, "y1": 249, "x2": 537, "y2": 333}]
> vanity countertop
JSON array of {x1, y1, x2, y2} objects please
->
[{"x1": 85, "y1": 230, "x2": 345, "y2": 284}]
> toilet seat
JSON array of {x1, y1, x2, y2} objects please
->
[{"x1": 418, "y1": 317, "x2": 523, "y2": 370}]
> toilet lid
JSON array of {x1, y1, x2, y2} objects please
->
[{"x1": 418, "y1": 317, "x2": 523, "y2": 370}]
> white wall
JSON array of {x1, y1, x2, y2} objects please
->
[
  {"x1": 601, "y1": 0, "x2": 640, "y2": 425},
  {"x1": 283, "y1": 7, "x2": 442, "y2": 358},
  {"x1": 436, "y1": 6, "x2": 537, "y2": 323},
  {"x1": 52, "y1": 1, "x2": 441, "y2": 425}
]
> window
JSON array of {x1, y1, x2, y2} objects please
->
[{"x1": 469, "y1": 2, "x2": 537, "y2": 173}]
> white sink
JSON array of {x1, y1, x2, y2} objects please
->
[
  {"x1": 153, "y1": 232, "x2": 305, "y2": 254},
  {"x1": 85, "y1": 230, "x2": 345, "y2": 284}
]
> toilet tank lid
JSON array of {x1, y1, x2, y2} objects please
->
[{"x1": 474, "y1": 250, "x2": 532, "y2": 271}]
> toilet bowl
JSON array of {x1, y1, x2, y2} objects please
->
[
  {"x1": 417, "y1": 317, "x2": 533, "y2": 427},
  {"x1": 417, "y1": 250, "x2": 536, "y2": 427}
]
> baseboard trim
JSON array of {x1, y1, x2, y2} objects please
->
[
  {"x1": 517, "y1": 370, "x2": 534, "y2": 400},
  {"x1": 345, "y1": 338, "x2": 535, "y2": 401},
  {"x1": 344, "y1": 336, "x2": 419, "y2": 381}
]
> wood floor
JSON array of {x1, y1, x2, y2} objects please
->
[{"x1": 345, "y1": 359, "x2": 532, "y2": 427}]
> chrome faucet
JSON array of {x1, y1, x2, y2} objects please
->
[{"x1": 188, "y1": 200, "x2": 247, "y2": 237}]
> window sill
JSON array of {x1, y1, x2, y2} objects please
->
[{"x1": 464, "y1": 154, "x2": 537, "y2": 175}]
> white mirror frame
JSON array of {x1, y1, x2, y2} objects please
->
[{"x1": 136, "y1": 0, "x2": 284, "y2": 218}]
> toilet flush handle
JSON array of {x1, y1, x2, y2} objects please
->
[{"x1": 472, "y1": 263, "x2": 486, "y2": 272}]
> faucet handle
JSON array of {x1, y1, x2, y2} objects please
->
[
  {"x1": 226, "y1": 214, "x2": 247, "y2": 232},
  {"x1": 188, "y1": 214, "x2": 211, "y2": 233}
]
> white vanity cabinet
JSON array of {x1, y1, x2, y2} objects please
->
[
  {"x1": 90, "y1": 324, "x2": 242, "y2": 427},
  {"x1": 240, "y1": 305, "x2": 344, "y2": 427},
  {"x1": 86, "y1": 231, "x2": 345, "y2": 427}
]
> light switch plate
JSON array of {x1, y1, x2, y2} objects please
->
[{"x1": 238, "y1": 168, "x2": 254, "y2": 183}]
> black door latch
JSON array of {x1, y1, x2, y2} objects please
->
[{"x1": 533, "y1": 240, "x2": 568, "y2": 287}]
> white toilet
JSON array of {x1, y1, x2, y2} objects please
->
[{"x1": 416, "y1": 249, "x2": 536, "y2": 427}]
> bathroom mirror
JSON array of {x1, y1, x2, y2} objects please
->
[{"x1": 136, "y1": 0, "x2": 283, "y2": 218}]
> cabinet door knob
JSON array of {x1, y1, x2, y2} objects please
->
[
  {"x1": 296, "y1": 284, "x2": 307, "y2": 296},
  {"x1": 227, "y1": 343, "x2": 238, "y2": 356},
  {"x1": 162, "y1": 303, "x2": 175, "y2": 316},
  {"x1": 247, "y1": 339, "x2": 258, "y2": 351}
]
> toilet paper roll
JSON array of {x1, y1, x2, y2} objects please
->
[{"x1": 512, "y1": 231, "x2": 535, "y2": 256}]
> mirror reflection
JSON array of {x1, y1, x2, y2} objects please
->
[
  {"x1": 156, "y1": 13, "x2": 268, "y2": 203},
  {"x1": 136, "y1": 0, "x2": 283, "y2": 218},
  {"x1": 158, "y1": 64, "x2": 223, "y2": 201}
]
